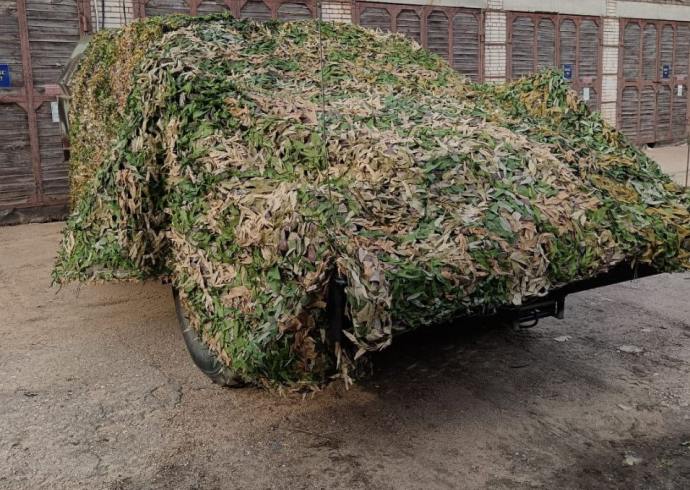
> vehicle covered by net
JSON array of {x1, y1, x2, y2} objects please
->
[{"x1": 53, "y1": 14, "x2": 690, "y2": 390}]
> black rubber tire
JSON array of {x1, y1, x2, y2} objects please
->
[{"x1": 172, "y1": 289, "x2": 244, "y2": 387}]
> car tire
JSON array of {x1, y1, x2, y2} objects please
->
[{"x1": 172, "y1": 288, "x2": 244, "y2": 387}]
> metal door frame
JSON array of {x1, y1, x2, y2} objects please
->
[
  {"x1": 353, "y1": 2, "x2": 485, "y2": 82},
  {"x1": 618, "y1": 18, "x2": 690, "y2": 145},
  {"x1": 0, "y1": 0, "x2": 91, "y2": 212},
  {"x1": 506, "y1": 12, "x2": 604, "y2": 110},
  {"x1": 134, "y1": 0, "x2": 317, "y2": 19}
]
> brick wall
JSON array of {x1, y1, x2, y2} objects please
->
[
  {"x1": 484, "y1": 0, "x2": 506, "y2": 83},
  {"x1": 600, "y1": 0, "x2": 619, "y2": 126},
  {"x1": 321, "y1": 0, "x2": 351, "y2": 23}
]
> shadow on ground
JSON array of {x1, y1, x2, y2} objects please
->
[{"x1": 1, "y1": 222, "x2": 689, "y2": 490}]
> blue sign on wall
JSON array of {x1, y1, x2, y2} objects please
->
[
  {"x1": 662, "y1": 64, "x2": 671, "y2": 80},
  {"x1": 0, "y1": 64, "x2": 10, "y2": 88},
  {"x1": 563, "y1": 64, "x2": 573, "y2": 81}
]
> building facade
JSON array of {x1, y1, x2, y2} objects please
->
[{"x1": 1, "y1": 0, "x2": 689, "y2": 221}]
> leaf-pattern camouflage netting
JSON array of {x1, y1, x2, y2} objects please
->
[{"x1": 54, "y1": 14, "x2": 690, "y2": 389}]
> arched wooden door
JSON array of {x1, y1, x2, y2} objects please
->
[
  {"x1": 508, "y1": 12, "x2": 602, "y2": 112},
  {"x1": 134, "y1": 0, "x2": 316, "y2": 21},
  {"x1": 0, "y1": 0, "x2": 91, "y2": 221},
  {"x1": 354, "y1": 2, "x2": 484, "y2": 82},
  {"x1": 619, "y1": 19, "x2": 690, "y2": 145}
]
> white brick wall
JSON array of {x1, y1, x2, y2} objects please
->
[
  {"x1": 602, "y1": 75, "x2": 618, "y2": 100},
  {"x1": 600, "y1": 102, "x2": 617, "y2": 125},
  {"x1": 603, "y1": 17, "x2": 620, "y2": 46},
  {"x1": 605, "y1": 0, "x2": 617, "y2": 17},
  {"x1": 321, "y1": 0, "x2": 352, "y2": 23},
  {"x1": 602, "y1": 47, "x2": 618, "y2": 75},
  {"x1": 484, "y1": 11, "x2": 506, "y2": 43},
  {"x1": 602, "y1": 2, "x2": 619, "y2": 125},
  {"x1": 484, "y1": 3, "x2": 506, "y2": 83},
  {"x1": 484, "y1": 45, "x2": 507, "y2": 82}
]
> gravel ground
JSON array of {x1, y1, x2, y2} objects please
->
[{"x1": 1, "y1": 221, "x2": 689, "y2": 490}]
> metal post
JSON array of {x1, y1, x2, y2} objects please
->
[
  {"x1": 685, "y1": 137, "x2": 690, "y2": 187},
  {"x1": 16, "y1": 0, "x2": 44, "y2": 204}
]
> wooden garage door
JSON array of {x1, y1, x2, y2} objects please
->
[
  {"x1": 0, "y1": 0, "x2": 89, "y2": 215},
  {"x1": 620, "y1": 19, "x2": 690, "y2": 145},
  {"x1": 354, "y1": 2, "x2": 483, "y2": 82},
  {"x1": 135, "y1": 0, "x2": 315, "y2": 20},
  {"x1": 508, "y1": 13, "x2": 601, "y2": 111}
]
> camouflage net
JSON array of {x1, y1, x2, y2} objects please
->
[{"x1": 54, "y1": 14, "x2": 690, "y2": 390}]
